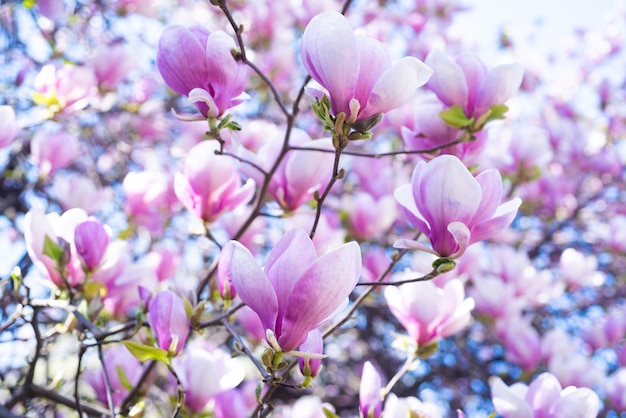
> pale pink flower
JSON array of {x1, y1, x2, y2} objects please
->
[
  {"x1": 174, "y1": 141, "x2": 255, "y2": 223},
  {"x1": 157, "y1": 25, "x2": 248, "y2": 118},
  {"x1": 0, "y1": 105, "x2": 19, "y2": 148},
  {"x1": 33, "y1": 64, "x2": 97, "y2": 113},
  {"x1": 384, "y1": 277, "x2": 474, "y2": 347},
  {"x1": 359, "y1": 361, "x2": 382, "y2": 418},
  {"x1": 344, "y1": 192, "x2": 397, "y2": 241},
  {"x1": 147, "y1": 290, "x2": 190, "y2": 356},
  {"x1": 30, "y1": 130, "x2": 81, "y2": 177},
  {"x1": 394, "y1": 155, "x2": 521, "y2": 258},
  {"x1": 605, "y1": 368, "x2": 626, "y2": 411},
  {"x1": 23, "y1": 208, "x2": 88, "y2": 288},
  {"x1": 172, "y1": 345, "x2": 246, "y2": 413},
  {"x1": 92, "y1": 43, "x2": 137, "y2": 90},
  {"x1": 239, "y1": 129, "x2": 333, "y2": 212},
  {"x1": 382, "y1": 393, "x2": 444, "y2": 418},
  {"x1": 425, "y1": 50, "x2": 523, "y2": 120},
  {"x1": 225, "y1": 228, "x2": 361, "y2": 352},
  {"x1": 50, "y1": 173, "x2": 113, "y2": 214},
  {"x1": 496, "y1": 315, "x2": 542, "y2": 371},
  {"x1": 490, "y1": 372, "x2": 600, "y2": 418},
  {"x1": 559, "y1": 248, "x2": 605, "y2": 289},
  {"x1": 298, "y1": 329, "x2": 324, "y2": 378},
  {"x1": 123, "y1": 170, "x2": 178, "y2": 235},
  {"x1": 301, "y1": 11, "x2": 432, "y2": 124}
]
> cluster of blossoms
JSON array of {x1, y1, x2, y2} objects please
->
[{"x1": 1, "y1": 0, "x2": 625, "y2": 417}]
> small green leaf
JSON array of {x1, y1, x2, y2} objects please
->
[
  {"x1": 439, "y1": 105, "x2": 474, "y2": 128},
  {"x1": 43, "y1": 235, "x2": 64, "y2": 262},
  {"x1": 122, "y1": 341, "x2": 170, "y2": 365},
  {"x1": 432, "y1": 257, "x2": 456, "y2": 274},
  {"x1": 117, "y1": 365, "x2": 133, "y2": 391},
  {"x1": 322, "y1": 407, "x2": 341, "y2": 418},
  {"x1": 487, "y1": 103, "x2": 509, "y2": 121}
]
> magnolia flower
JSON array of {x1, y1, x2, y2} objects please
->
[
  {"x1": 425, "y1": 50, "x2": 523, "y2": 120},
  {"x1": 225, "y1": 228, "x2": 361, "y2": 352},
  {"x1": 298, "y1": 329, "x2": 324, "y2": 379},
  {"x1": 301, "y1": 11, "x2": 432, "y2": 124},
  {"x1": 172, "y1": 345, "x2": 246, "y2": 413},
  {"x1": 157, "y1": 25, "x2": 248, "y2": 118},
  {"x1": 359, "y1": 361, "x2": 382, "y2": 418},
  {"x1": 74, "y1": 219, "x2": 110, "y2": 271},
  {"x1": 0, "y1": 105, "x2": 19, "y2": 148},
  {"x1": 174, "y1": 141, "x2": 255, "y2": 223},
  {"x1": 384, "y1": 277, "x2": 474, "y2": 347},
  {"x1": 394, "y1": 154, "x2": 521, "y2": 259},
  {"x1": 147, "y1": 290, "x2": 190, "y2": 356},
  {"x1": 490, "y1": 372, "x2": 601, "y2": 418},
  {"x1": 30, "y1": 130, "x2": 81, "y2": 177}
]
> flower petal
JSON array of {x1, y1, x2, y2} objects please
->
[{"x1": 226, "y1": 240, "x2": 278, "y2": 332}]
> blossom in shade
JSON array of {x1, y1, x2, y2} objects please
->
[
  {"x1": 174, "y1": 141, "x2": 255, "y2": 223},
  {"x1": 359, "y1": 361, "x2": 382, "y2": 418},
  {"x1": 490, "y1": 372, "x2": 601, "y2": 418},
  {"x1": 147, "y1": 290, "x2": 190, "y2": 356},
  {"x1": 156, "y1": 25, "x2": 248, "y2": 118},
  {"x1": 300, "y1": 11, "x2": 432, "y2": 124},
  {"x1": 425, "y1": 50, "x2": 523, "y2": 120},
  {"x1": 225, "y1": 228, "x2": 361, "y2": 352},
  {"x1": 384, "y1": 278, "x2": 474, "y2": 347},
  {"x1": 394, "y1": 154, "x2": 521, "y2": 258}
]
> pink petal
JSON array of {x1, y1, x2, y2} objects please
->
[
  {"x1": 425, "y1": 50, "x2": 468, "y2": 109},
  {"x1": 226, "y1": 240, "x2": 278, "y2": 332},
  {"x1": 475, "y1": 63, "x2": 524, "y2": 116},
  {"x1": 301, "y1": 11, "x2": 358, "y2": 115}
]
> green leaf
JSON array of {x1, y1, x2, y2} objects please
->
[
  {"x1": 117, "y1": 365, "x2": 133, "y2": 391},
  {"x1": 11, "y1": 267, "x2": 22, "y2": 294},
  {"x1": 486, "y1": 103, "x2": 509, "y2": 121},
  {"x1": 322, "y1": 407, "x2": 341, "y2": 418},
  {"x1": 439, "y1": 105, "x2": 474, "y2": 128},
  {"x1": 43, "y1": 234, "x2": 64, "y2": 262},
  {"x1": 122, "y1": 341, "x2": 170, "y2": 365}
]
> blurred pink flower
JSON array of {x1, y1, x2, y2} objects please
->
[
  {"x1": 172, "y1": 345, "x2": 246, "y2": 413},
  {"x1": 490, "y1": 372, "x2": 600, "y2": 418},
  {"x1": 123, "y1": 170, "x2": 178, "y2": 235},
  {"x1": 301, "y1": 11, "x2": 432, "y2": 124},
  {"x1": 225, "y1": 228, "x2": 361, "y2": 352},
  {"x1": 33, "y1": 64, "x2": 97, "y2": 113},
  {"x1": 384, "y1": 278, "x2": 474, "y2": 347},
  {"x1": 394, "y1": 155, "x2": 521, "y2": 258},
  {"x1": 0, "y1": 105, "x2": 19, "y2": 148},
  {"x1": 425, "y1": 50, "x2": 523, "y2": 120},
  {"x1": 74, "y1": 219, "x2": 110, "y2": 272},
  {"x1": 92, "y1": 44, "x2": 138, "y2": 90},
  {"x1": 174, "y1": 141, "x2": 255, "y2": 223},
  {"x1": 30, "y1": 130, "x2": 81, "y2": 177}
]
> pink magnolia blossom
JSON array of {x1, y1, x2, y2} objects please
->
[
  {"x1": 394, "y1": 154, "x2": 521, "y2": 258},
  {"x1": 24, "y1": 208, "x2": 88, "y2": 288},
  {"x1": 558, "y1": 248, "x2": 605, "y2": 289},
  {"x1": 425, "y1": 50, "x2": 523, "y2": 120},
  {"x1": 359, "y1": 361, "x2": 382, "y2": 418},
  {"x1": 384, "y1": 277, "x2": 474, "y2": 347},
  {"x1": 92, "y1": 43, "x2": 137, "y2": 90},
  {"x1": 496, "y1": 315, "x2": 542, "y2": 371},
  {"x1": 147, "y1": 290, "x2": 190, "y2": 356},
  {"x1": 239, "y1": 129, "x2": 333, "y2": 212},
  {"x1": 102, "y1": 259, "x2": 158, "y2": 317},
  {"x1": 50, "y1": 173, "x2": 114, "y2": 214},
  {"x1": 172, "y1": 345, "x2": 246, "y2": 413},
  {"x1": 74, "y1": 219, "x2": 110, "y2": 271},
  {"x1": 156, "y1": 25, "x2": 248, "y2": 118},
  {"x1": 300, "y1": 11, "x2": 432, "y2": 124},
  {"x1": 33, "y1": 64, "x2": 97, "y2": 114},
  {"x1": 0, "y1": 105, "x2": 19, "y2": 148},
  {"x1": 344, "y1": 192, "x2": 397, "y2": 241},
  {"x1": 30, "y1": 130, "x2": 81, "y2": 177},
  {"x1": 490, "y1": 372, "x2": 600, "y2": 418},
  {"x1": 225, "y1": 228, "x2": 361, "y2": 352},
  {"x1": 174, "y1": 141, "x2": 255, "y2": 223},
  {"x1": 123, "y1": 170, "x2": 178, "y2": 235}
]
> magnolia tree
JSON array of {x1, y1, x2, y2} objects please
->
[{"x1": 1, "y1": 0, "x2": 626, "y2": 417}]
